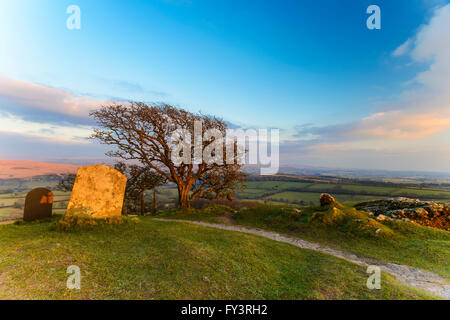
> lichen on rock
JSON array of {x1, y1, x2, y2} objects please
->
[
  {"x1": 355, "y1": 197, "x2": 450, "y2": 231},
  {"x1": 66, "y1": 165, "x2": 127, "y2": 219}
]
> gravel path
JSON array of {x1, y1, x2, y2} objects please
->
[{"x1": 154, "y1": 218, "x2": 450, "y2": 299}]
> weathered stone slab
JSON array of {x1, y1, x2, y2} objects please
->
[
  {"x1": 23, "y1": 188, "x2": 53, "y2": 221},
  {"x1": 66, "y1": 165, "x2": 127, "y2": 219}
]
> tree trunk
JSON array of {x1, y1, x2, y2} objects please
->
[
  {"x1": 178, "y1": 186, "x2": 191, "y2": 209},
  {"x1": 140, "y1": 191, "x2": 145, "y2": 216},
  {"x1": 152, "y1": 188, "x2": 157, "y2": 214},
  {"x1": 123, "y1": 199, "x2": 129, "y2": 216}
]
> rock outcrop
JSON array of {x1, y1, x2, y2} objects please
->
[
  {"x1": 320, "y1": 193, "x2": 337, "y2": 207},
  {"x1": 355, "y1": 197, "x2": 450, "y2": 231}
]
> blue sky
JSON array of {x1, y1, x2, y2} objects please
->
[{"x1": 0, "y1": 0, "x2": 449, "y2": 171}]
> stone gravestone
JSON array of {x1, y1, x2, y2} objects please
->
[
  {"x1": 66, "y1": 165, "x2": 127, "y2": 218},
  {"x1": 23, "y1": 188, "x2": 53, "y2": 222}
]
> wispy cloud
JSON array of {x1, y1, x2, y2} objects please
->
[
  {"x1": 111, "y1": 79, "x2": 168, "y2": 97},
  {"x1": 0, "y1": 76, "x2": 107, "y2": 118},
  {"x1": 296, "y1": 111, "x2": 450, "y2": 141},
  {"x1": 0, "y1": 111, "x2": 92, "y2": 144},
  {"x1": 0, "y1": 131, "x2": 110, "y2": 161},
  {"x1": 392, "y1": 38, "x2": 412, "y2": 57}
]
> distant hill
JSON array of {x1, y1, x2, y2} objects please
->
[
  {"x1": 244, "y1": 164, "x2": 450, "y2": 183},
  {"x1": 0, "y1": 159, "x2": 78, "y2": 179}
]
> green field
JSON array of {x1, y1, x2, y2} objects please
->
[
  {"x1": 0, "y1": 179, "x2": 60, "y2": 192},
  {"x1": 266, "y1": 191, "x2": 385, "y2": 205},
  {"x1": 0, "y1": 208, "x2": 22, "y2": 221},
  {"x1": 239, "y1": 180, "x2": 450, "y2": 206}
]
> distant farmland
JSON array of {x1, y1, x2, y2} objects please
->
[
  {"x1": 0, "y1": 188, "x2": 70, "y2": 222},
  {"x1": 237, "y1": 179, "x2": 450, "y2": 206},
  {"x1": 1, "y1": 173, "x2": 450, "y2": 222}
]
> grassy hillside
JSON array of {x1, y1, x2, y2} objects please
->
[
  {"x1": 0, "y1": 217, "x2": 435, "y2": 300},
  {"x1": 159, "y1": 204, "x2": 450, "y2": 279}
]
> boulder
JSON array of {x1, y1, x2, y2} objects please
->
[
  {"x1": 355, "y1": 197, "x2": 449, "y2": 231},
  {"x1": 320, "y1": 193, "x2": 336, "y2": 207}
]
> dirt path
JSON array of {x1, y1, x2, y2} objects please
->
[{"x1": 154, "y1": 218, "x2": 450, "y2": 299}]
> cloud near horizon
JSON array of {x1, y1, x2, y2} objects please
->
[
  {"x1": 295, "y1": 110, "x2": 450, "y2": 141},
  {"x1": 0, "y1": 76, "x2": 110, "y2": 145},
  {"x1": 0, "y1": 75, "x2": 136, "y2": 147},
  {"x1": 0, "y1": 111, "x2": 93, "y2": 144},
  {"x1": 0, "y1": 76, "x2": 110, "y2": 119}
]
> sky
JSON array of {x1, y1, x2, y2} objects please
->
[{"x1": 0, "y1": 0, "x2": 449, "y2": 172}]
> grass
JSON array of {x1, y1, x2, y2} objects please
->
[
  {"x1": 265, "y1": 191, "x2": 386, "y2": 205},
  {"x1": 0, "y1": 217, "x2": 437, "y2": 300},
  {"x1": 159, "y1": 204, "x2": 450, "y2": 279}
]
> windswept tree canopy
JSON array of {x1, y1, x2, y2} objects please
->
[{"x1": 90, "y1": 103, "x2": 246, "y2": 208}]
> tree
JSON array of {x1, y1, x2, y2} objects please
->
[
  {"x1": 57, "y1": 173, "x2": 76, "y2": 192},
  {"x1": 195, "y1": 163, "x2": 247, "y2": 202},
  {"x1": 114, "y1": 162, "x2": 167, "y2": 215},
  {"x1": 90, "y1": 103, "x2": 246, "y2": 208}
]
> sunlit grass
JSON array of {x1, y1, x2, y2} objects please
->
[
  {"x1": 0, "y1": 217, "x2": 436, "y2": 300},
  {"x1": 160, "y1": 204, "x2": 450, "y2": 279}
]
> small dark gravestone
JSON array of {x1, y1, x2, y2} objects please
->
[{"x1": 23, "y1": 188, "x2": 53, "y2": 222}]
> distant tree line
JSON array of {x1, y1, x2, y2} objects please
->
[{"x1": 247, "y1": 174, "x2": 450, "y2": 190}]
